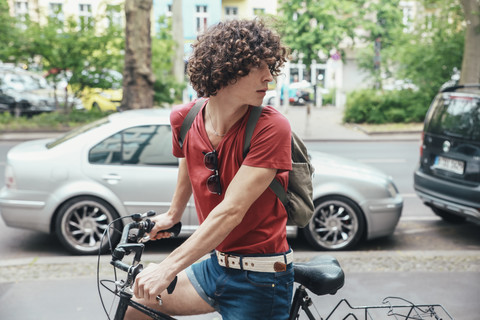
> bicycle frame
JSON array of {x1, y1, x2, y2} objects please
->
[{"x1": 98, "y1": 212, "x2": 453, "y2": 320}]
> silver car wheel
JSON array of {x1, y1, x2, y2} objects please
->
[
  {"x1": 55, "y1": 196, "x2": 120, "y2": 255},
  {"x1": 303, "y1": 196, "x2": 365, "y2": 250}
]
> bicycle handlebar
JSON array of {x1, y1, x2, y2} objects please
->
[{"x1": 109, "y1": 211, "x2": 182, "y2": 290}]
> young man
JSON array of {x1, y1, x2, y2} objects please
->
[{"x1": 128, "y1": 19, "x2": 292, "y2": 319}]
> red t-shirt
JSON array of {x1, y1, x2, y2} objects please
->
[{"x1": 170, "y1": 99, "x2": 292, "y2": 254}]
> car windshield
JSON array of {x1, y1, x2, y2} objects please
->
[
  {"x1": 425, "y1": 93, "x2": 480, "y2": 140},
  {"x1": 46, "y1": 117, "x2": 109, "y2": 149}
]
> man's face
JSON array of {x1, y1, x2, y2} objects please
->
[{"x1": 221, "y1": 62, "x2": 273, "y2": 107}]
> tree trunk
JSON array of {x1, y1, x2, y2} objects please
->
[
  {"x1": 122, "y1": 0, "x2": 155, "y2": 109},
  {"x1": 459, "y1": 0, "x2": 480, "y2": 85}
]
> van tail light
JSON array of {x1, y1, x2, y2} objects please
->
[
  {"x1": 5, "y1": 165, "x2": 16, "y2": 189},
  {"x1": 419, "y1": 132, "x2": 425, "y2": 158}
]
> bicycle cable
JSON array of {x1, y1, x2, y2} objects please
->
[{"x1": 97, "y1": 215, "x2": 135, "y2": 320}]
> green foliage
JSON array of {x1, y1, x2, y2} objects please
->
[
  {"x1": 152, "y1": 16, "x2": 185, "y2": 105},
  {"x1": 0, "y1": 0, "x2": 19, "y2": 61},
  {"x1": 2, "y1": 4, "x2": 125, "y2": 111},
  {"x1": 356, "y1": 0, "x2": 465, "y2": 97},
  {"x1": 344, "y1": 89, "x2": 431, "y2": 124},
  {"x1": 321, "y1": 90, "x2": 335, "y2": 106},
  {"x1": 0, "y1": 109, "x2": 108, "y2": 131},
  {"x1": 392, "y1": 0, "x2": 465, "y2": 99},
  {"x1": 355, "y1": 0, "x2": 404, "y2": 83},
  {"x1": 276, "y1": 0, "x2": 369, "y2": 65}
]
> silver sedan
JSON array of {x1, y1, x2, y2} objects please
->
[{"x1": 0, "y1": 109, "x2": 403, "y2": 254}]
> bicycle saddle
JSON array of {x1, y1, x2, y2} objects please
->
[{"x1": 293, "y1": 255, "x2": 345, "y2": 296}]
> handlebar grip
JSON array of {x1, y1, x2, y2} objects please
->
[{"x1": 160, "y1": 222, "x2": 182, "y2": 237}]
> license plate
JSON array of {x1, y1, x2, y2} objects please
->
[{"x1": 434, "y1": 156, "x2": 465, "y2": 174}]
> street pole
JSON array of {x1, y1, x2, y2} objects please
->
[{"x1": 172, "y1": 0, "x2": 184, "y2": 98}]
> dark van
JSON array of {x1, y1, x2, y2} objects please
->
[{"x1": 414, "y1": 84, "x2": 480, "y2": 223}]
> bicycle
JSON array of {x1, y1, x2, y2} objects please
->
[{"x1": 97, "y1": 211, "x2": 454, "y2": 320}]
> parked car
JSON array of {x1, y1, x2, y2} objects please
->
[
  {"x1": 263, "y1": 80, "x2": 313, "y2": 106},
  {"x1": 414, "y1": 84, "x2": 480, "y2": 224},
  {"x1": 79, "y1": 86, "x2": 122, "y2": 112},
  {"x1": 0, "y1": 72, "x2": 57, "y2": 116},
  {"x1": 75, "y1": 69, "x2": 123, "y2": 112},
  {"x1": 0, "y1": 108, "x2": 403, "y2": 254},
  {"x1": 0, "y1": 69, "x2": 83, "y2": 115}
]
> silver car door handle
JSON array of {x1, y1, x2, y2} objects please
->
[{"x1": 102, "y1": 174, "x2": 122, "y2": 184}]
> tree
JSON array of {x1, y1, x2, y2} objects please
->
[
  {"x1": 356, "y1": 0, "x2": 404, "y2": 88},
  {"x1": 459, "y1": 0, "x2": 480, "y2": 84},
  {"x1": 392, "y1": 0, "x2": 465, "y2": 97},
  {"x1": 0, "y1": 0, "x2": 19, "y2": 62},
  {"x1": 122, "y1": 0, "x2": 155, "y2": 109},
  {"x1": 3, "y1": 6, "x2": 124, "y2": 111},
  {"x1": 152, "y1": 16, "x2": 182, "y2": 105},
  {"x1": 276, "y1": 0, "x2": 369, "y2": 66}
]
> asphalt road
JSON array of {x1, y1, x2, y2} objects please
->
[{"x1": 0, "y1": 140, "x2": 479, "y2": 258}]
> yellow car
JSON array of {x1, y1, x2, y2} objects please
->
[{"x1": 79, "y1": 86, "x2": 123, "y2": 112}]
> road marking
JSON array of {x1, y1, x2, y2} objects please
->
[
  {"x1": 400, "y1": 193, "x2": 417, "y2": 198},
  {"x1": 400, "y1": 216, "x2": 441, "y2": 221},
  {"x1": 357, "y1": 158, "x2": 406, "y2": 163}
]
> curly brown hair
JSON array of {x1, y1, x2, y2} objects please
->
[{"x1": 187, "y1": 19, "x2": 289, "y2": 97}]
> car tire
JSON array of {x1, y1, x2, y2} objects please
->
[
  {"x1": 302, "y1": 196, "x2": 365, "y2": 251},
  {"x1": 55, "y1": 196, "x2": 122, "y2": 255},
  {"x1": 431, "y1": 207, "x2": 466, "y2": 223}
]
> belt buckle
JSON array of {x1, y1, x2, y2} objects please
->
[{"x1": 274, "y1": 261, "x2": 287, "y2": 272}]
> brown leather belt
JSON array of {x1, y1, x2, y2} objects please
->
[{"x1": 215, "y1": 250, "x2": 293, "y2": 273}]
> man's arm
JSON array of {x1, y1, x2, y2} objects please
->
[
  {"x1": 149, "y1": 158, "x2": 192, "y2": 240},
  {"x1": 134, "y1": 164, "x2": 277, "y2": 301}
]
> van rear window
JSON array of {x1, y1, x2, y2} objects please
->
[{"x1": 424, "y1": 94, "x2": 480, "y2": 140}]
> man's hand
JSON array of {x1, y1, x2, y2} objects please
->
[
  {"x1": 146, "y1": 214, "x2": 178, "y2": 241},
  {"x1": 133, "y1": 263, "x2": 173, "y2": 302}
]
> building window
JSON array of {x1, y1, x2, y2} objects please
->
[
  {"x1": 79, "y1": 3, "x2": 93, "y2": 28},
  {"x1": 14, "y1": 1, "x2": 28, "y2": 16},
  {"x1": 400, "y1": 1, "x2": 415, "y2": 32},
  {"x1": 253, "y1": 8, "x2": 265, "y2": 16},
  {"x1": 14, "y1": 1, "x2": 28, "y2": 29},
  {"x1": 225, "y1": 6, "x2": 238, "y2": 20},
  {"x1": 195, "y1": 5, "x2": 208, "y2": 33},
  {"x1": 106, "y1": 4, "x2": 122, "y2": 28},
  {"x1": 49, "y1": 3, "x2": 64, "y2": 22}
]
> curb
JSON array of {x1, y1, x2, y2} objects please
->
[{"x1": 1, "y1": 250, "x2": 479, "y2": 283}]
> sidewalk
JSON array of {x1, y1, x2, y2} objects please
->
[
  {"x1": 282, "y1": 105, "x2": 422, "y2": 141},
  {"x1": 1, "y1": 251, "x2": 478, "y2": 319},
  {"x1": 0, "y1": 105, "x2": 423, "y2": 142}
]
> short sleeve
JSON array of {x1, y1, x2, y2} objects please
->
[{"x1": 242, "y1": 106, "x2": 292, "y2": 172}]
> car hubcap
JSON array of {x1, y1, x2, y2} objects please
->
[
  {"x1": 310, "y1": 201, "x2": 358, "y2": 250},
  {"x1": 62, "y1": 201, "x2": 111, "y2": 251}
]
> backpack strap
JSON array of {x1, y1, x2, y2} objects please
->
[
  {"x1": 178, "y1": 98, "x2": 206, "y2": 149},
  {"x1": 243, "y1": 106, "x2": 288, "y2": 205},
  {"x1": 269, "y1": 178, "x2": 288, "y2": 205},
  {"x1": 243, "y1": 106, "x2": 264, "y2": 158}
]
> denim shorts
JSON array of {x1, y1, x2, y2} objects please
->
[{"x1": 186, "y1": 251, "x2": 294, "y2": 320}]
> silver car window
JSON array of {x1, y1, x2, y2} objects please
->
[{"x1": 88, "y1": 125, "x2": 178, "y2": 166}]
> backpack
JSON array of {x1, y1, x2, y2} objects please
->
[{"x1": 178, "y1": 98, "x2": 315, "y2": 228}]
